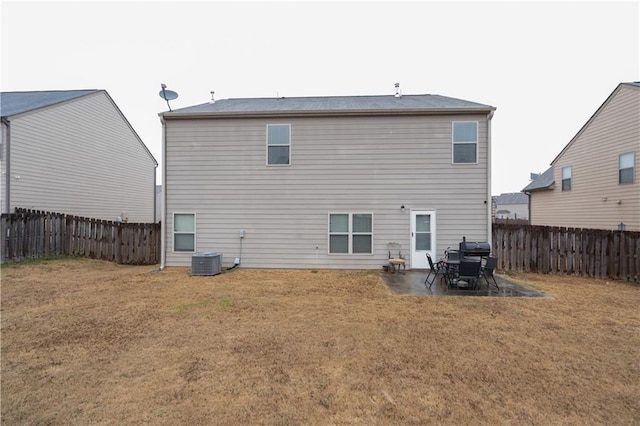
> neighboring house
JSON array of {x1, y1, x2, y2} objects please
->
[
  {"x1": 160, "y1": 91, "x2": 496, "y2": 269},
  {"x1": 1, "y1": 90, "x2": 158, "y2": 222},
  {"x1": 492, "y1": 192, "x2": 529, "y2": 220},
  {"x1": 523, "y1": 82, "x2": 639, "y2": 231}
]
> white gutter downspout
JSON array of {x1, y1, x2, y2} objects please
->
[
  {"x1": 487, "y1": 110, "x2": 495, "y2": 248},
  {"x1": 159, "y1": 116, "x2": 167, "y2": 270},
  {"x1": 1, "y1": 118, "x2": 10, "y2": 214}
]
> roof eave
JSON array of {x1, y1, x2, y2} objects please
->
[{"x1": 161, "y1": 107, "x2": 495, "y2": 120}]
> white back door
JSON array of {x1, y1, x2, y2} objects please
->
[{"x1": 410, "y1": 210, "x2": 436, "y2": 269}]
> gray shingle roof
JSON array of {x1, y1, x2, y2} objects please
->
[
  {"x1": 522, "y1": 167, "x2": 554, "y2": 192},
  {"x1": 495, "y1": 192, "x2": 529, "y2": 204},
  {"x1": 165, "y1": 93, "x2": 495, "y2": 116},
  {"x1": 0, "y1": 90, "x2": 99, "y2": 118}
]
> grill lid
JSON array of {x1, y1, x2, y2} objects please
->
[{"x1": 459, "y1": 237, "x2": 491, "y2": 255}]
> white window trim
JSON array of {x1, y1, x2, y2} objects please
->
[
  {"x1": 266, "y1": 124, "x2": 291, "y2": 166},
  {"x1": 172, "y1": 212, "x2": 196, "y2": 253},
  {"x1": 452, "y1": 121, "x2": 479, "y2": 165},
  {"x1": 327, "y1": 212, "x2": 374, "y2": 255}
]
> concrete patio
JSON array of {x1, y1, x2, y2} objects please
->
[{"x1": 382, "y1": 270, "x2": 551, "y2": 298}]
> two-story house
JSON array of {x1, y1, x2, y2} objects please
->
[
  {"x1": 159, "y1": 91, "x2": 495, "y2": 269},
  {"x1": 523, "y1": 82, "x2": 639, "y2": 231},
  {"x1": 1, "y1": 90, "x2": 158, "y2": 222}
]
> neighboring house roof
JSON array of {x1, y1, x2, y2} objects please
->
[
  {"x1": 1, "y1": 89, "x2": 158, "y2": 166},
  {"x1": 522, "y1": 167, "x2": 554, "y2": 192},
  {"x1": 495, "y1": 192, "x2": 528, "y2": 204},
  {"x1": 1, "y1": 90, "x2": 99, "y2": 117},
  {"x1": 163, "y1": 93, "x2": 495, "y2": 118},
  {"x1": 551, "y1": 82, "x2": 640, "y2": 165}
]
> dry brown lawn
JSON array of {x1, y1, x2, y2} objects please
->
[{"x1": 1, "y1": 257, "x2": 639, "y2": 425}]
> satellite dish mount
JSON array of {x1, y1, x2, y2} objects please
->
[{"x1": 159, "y1": 83, "x2": 178, "y2": 111}]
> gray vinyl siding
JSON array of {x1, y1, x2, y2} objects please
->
[
  {"x1": 165, "y1": 114, "x2": 491, "y2": 268},
  {"x1": 6, "y1": 92, "x2": 156, "y2": 221},
  {"x1": 530, "y1": 85, "x2": 640, "y2": 231}
]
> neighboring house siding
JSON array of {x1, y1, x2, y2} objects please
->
[
  {"x1": 164, "y1": 114, "x2": 490, "y2": 268},
  {"x1": 7, "y1": 92, "x2": 156, "y2": 222},
  {"x1": 529, "y1": 84, "x2": 640, "y2": 231}
]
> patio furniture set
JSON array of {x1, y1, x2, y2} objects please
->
[{"x1": 424, "y1": 238, "x2": 500, "y2": 291}]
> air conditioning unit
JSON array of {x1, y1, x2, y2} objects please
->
[{"x1": 191, "y1": 252, "x2": 222, "y2": 276}]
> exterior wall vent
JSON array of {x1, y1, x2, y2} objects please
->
[{"x1": 191, "y1": 252, "x2": 222, "y2": 276}]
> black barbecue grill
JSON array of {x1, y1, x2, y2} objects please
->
[{"x1": 459, "y1": 236, "x2": 491, "y2": 258}]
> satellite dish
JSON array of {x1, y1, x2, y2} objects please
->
[
  {"x1": 159, "y1": 89, "x2": 178, "y2": 101},
  {"x1": 159, "y1": 83, "x2": 179, "y2": 111}
]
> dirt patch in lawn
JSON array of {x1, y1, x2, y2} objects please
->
[{"x1": 2, "y1": 258, "x2": 639, "y2": 424}]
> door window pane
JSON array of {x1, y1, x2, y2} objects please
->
[
  {"x1": 416, "y1": 215, "x2": 431, "y2": 232},
  {"x1": 416, "y1": 233, "x2": 431, "y2": 251}
]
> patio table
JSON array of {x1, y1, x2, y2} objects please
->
[{"x1": 443, "y1": 255, "x2": 482, "y2": 289}]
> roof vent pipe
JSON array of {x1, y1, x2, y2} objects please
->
[
  {"x1": 394, "y1": 83, "x2": 401, "y2": 98},
  {"x1": 209, "y1": 91, "x2": 215, "y2": 104}
]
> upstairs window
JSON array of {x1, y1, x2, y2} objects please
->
[
  {"x1": 452, "y1": 121, "x2": 478, "y2": 164},
  {"x1": 329, "y1": 213, "x2": 373, "y2": 254},
  {"x1": 562, "y1": 166, "x2": 572, "y2": 191},
  {"x1": 267, "y1": 124, "x2": 290, "y2": 165},
  {"x1": 619, "y1": 152, "x2": 634, "y2": 184}
]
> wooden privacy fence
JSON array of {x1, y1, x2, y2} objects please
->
[
  {"x1": 492, "y1": 223, "x2": 640, "y2": 283},
  {"x1": 1, "y1": 209, "x2": 160, "y2": 265}
]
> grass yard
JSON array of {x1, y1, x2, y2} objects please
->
[{"x1": 1, "y1": 258, "x2": 639, "y2": 425}]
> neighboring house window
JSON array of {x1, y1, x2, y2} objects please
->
[
  {"x1": 562, "y1": 166, "x2": 572, "y2": 191},
  {"x1": 173, "y1": 213, "x2": 195, "y2": 252},
  {"x1": 329, "y1": 213, "x2": 373, "y2": 254},
  {"x1": 267, "y1": 124, "x2": 290, "y2": 165},
  {"x1": 619, "y1": 152, "x2": 634, "y2": 184},
  {"x1": 452, "y1": 121, "x2": 478, "y2": 164}
]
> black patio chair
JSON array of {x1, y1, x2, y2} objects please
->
[
  {"x1": 424, "y1": 253, "x2": 447, "y2": 289},
  {"x1": 456, "y1": 259, "x2": 482, "y2": 289},
  {"x1": 481, "y1": 256, "x2": 500, "y2": 290}
]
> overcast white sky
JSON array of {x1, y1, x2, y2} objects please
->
[{"x1": 2, "y1": 1, "x2": 638, "y2": 195}]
